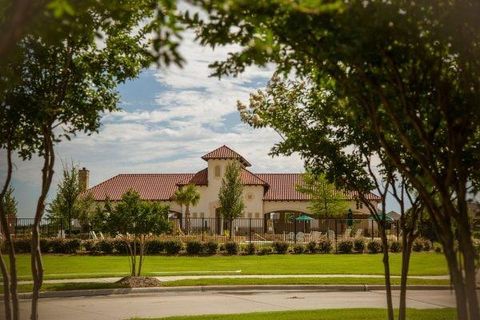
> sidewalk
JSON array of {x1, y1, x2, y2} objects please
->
[{"x1": 16, "y1": 273, "x2": 450, "y2": 285}]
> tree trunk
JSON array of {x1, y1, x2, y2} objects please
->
[
  {"x1": 0, "y1": 144, "x2": 18, "y2": 320},
  {"x1": 30, "y1": 129, "x2": 55, "y2": 320},
  {"x1": 379, "y1": 224, "x2": 394, "y2": 320},
  {"x1": 398, "y1": 237, "x2": 414, "y2": 320},
  {"x1": 0, "y1": 249, "x2": 12, "y2": 320},
  {"x1": 229, "y1": 218, "x2": 233, "y2": 240},
  {"x1": 185, "y1": 205, "x2": 190, "y2": 235}
]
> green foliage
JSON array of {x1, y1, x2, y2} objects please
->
[
  {"x1": 96, "y1": 239, "x2": 114, "y2": 254},
  {"x1": 224, "y1": 241, "x2": 239, "y2": 255},
  {"x1": 337, "y1": 239, "x2": 354, "y2": 254},
  {"x1": 257, "y1": 246, "x2": 273, "y2": 255},
  {"x1": 389, "y1": 241, "x2": 402, "y2": 253},
  {"x1": 306, "y1": 241, "x2": 317, "y2": 253},
  {"x1": 2, "y1": 186, "x2": 17, "y2": 217},
  {"x1": 353, "y1": 238, "x2": 366, "y2": 253},
  {"x1": 297, "y1": 171, "x2": 349, "y2": 217},
  {"x1": 174, "y1": 183, "x2": 200, "y2": 233},
  {"x1": 318, "y1": 237, "x2": 333, "y2": 253},
  {"x1": 292, "y1": 244, "x2": 305, "y2": 254},
  {"x1": 242, "y1": 243, "x2": 256, "y2": 255},
  {"x1": 272, "y1": 241, "x2": 289, "y2": 254},
  {"x1": 367, "y1": 240, "x2": 383, "y2": 254},
  {"x1": 204, "y1": 241, "x2": 218, "y2": 255},
  {"x1": 146, "y1": 239, "x2": 165, "y2": 254},
  {"x1": 218, "y1": 161, "x2": 245, "y2": 224},
  {"x1": 186, "y1": 240, "x2": 203, "y2": 255},
  {"x1": 164, "y1": 240, "x2": 183, "y2": 255}
]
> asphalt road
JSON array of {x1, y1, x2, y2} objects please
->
[{"x1": 3, "y1": 289, "x2": 457, "y2": 320}]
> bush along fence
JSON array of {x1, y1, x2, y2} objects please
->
[
  {"x1": 1, "y1": 216, "x2": 401, "y2": 244},
  {"x1": 3, "y1": 237, "x2": 438, "y2": 256}
]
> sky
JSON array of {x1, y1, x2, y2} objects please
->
[
  {"x1": 6, "y1": 31, "x2": 310, "y2": 218},
  {"x1": 2, "y1": 28, "x2": 405, "y2": 218}
]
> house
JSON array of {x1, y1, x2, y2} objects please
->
[{"x1": 81, "y1": 145, "x2": 381, "y2": 235}]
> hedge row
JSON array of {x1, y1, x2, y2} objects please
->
[{"x1": 4, "y1": 237, "x2": 435, "y2": 255}]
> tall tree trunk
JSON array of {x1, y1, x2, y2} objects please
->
[
  {"x1": 30, "y1": 129, "x2": 55, "y2": 320},
  {"x1": 0, "y1": 143, "x2": 19, "y2": 320},
  {"x1": 398, "y1": 237, "x2": 414, "y2": 320},
  {"x1": 229, "y1": 218, "x2": 233, "y2": 240},
  {"x1": 185, "y1": 205, "x2": 190, "y2": 235},
  {"x1": 379, "y1": 223, "x2": 394, "y2": 320}
]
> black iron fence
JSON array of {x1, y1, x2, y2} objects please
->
[{"x1": 1, "y1": 216, "x2": 400, "y2": 244}]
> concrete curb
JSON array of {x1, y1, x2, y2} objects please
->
[{"x1": 6, "y1": 284, "x2": 454, "y2": 300}]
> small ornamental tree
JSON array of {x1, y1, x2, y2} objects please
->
[
  {"x1": 174, "y1": 184, "x2": 200, "y2": 234},
  {"x1": 105, "y1": 189, "x2": 171, "y2": 277},
  {"x1": 218, "y1": 161, "x2": 245, "y2": 239},
  {"x1": 296, "y1": 170, "x2": 348, "y2": 217},
  {"x1": 2, "y1": 187, "x2": 17, "y2": 218}
]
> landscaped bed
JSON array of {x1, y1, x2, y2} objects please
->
[
  {"x1": 131, "y1": 308, "x2": 456, "y2": 320},
  {"x1": 11, "y1": 252, "x2": 447, "y2": 280}
]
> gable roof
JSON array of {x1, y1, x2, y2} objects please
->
[
  {"x1": 86, "y1": 173, "x2": 193, "y2": 201},
  {"x1": 179, "y1": 167, "x2": 268, "y2": 186},
  {"x1": 256, "y1": 173, "x2": 381, "y2": 202},
  {"x1": 201, "y1": 145, "x2": 251, "y2": 167}
]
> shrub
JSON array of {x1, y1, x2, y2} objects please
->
[
  {"x1": 338, "y1": 239, "x2": 354, "y2": 254},
  {"x1": 272, "y1": 241, "x2": 289, "y2": 254},
  {"x1": 63, "y1": 239, "x2": 81, "y2": 254},
  {"x1": 367, "y1": 239, "x2": 382, "y2": 253},
  {"x1": 186, "y1": 240, "x2": 203, "y2": 255},
  {"x1": 422, "y1": 239, "x2": 432, "y2": 251},
  {"x1": 204, "y1": 241, "x2": 218, "y2": 255},
  {"x1": 146, "y1": 239, "x2": 165, "y2": 254},
  {"x1": 13, "y1": 238, "x2": 31, "y2": 253},
  {"x1": 318, "y1": 237, "x2": 333, "y2": 253},
  {"x1": 40, "y1": 238, "x2": 51, "y2": 253},
  {"x1": 257, "y1": 246, "x2": 272, "y2": 255},
  {"x1": 353, "y1": 238, "x2": 365, "y2": 253},
  {"x1": 48, "y1": 238, "x2": 65, "y2": 254},
  {"x1": 164, "y1": 240, "x2": 183, "y2": 255},
  {"x1": 292, "y1": 244, "x2": 305, "y2": 254},
  {"x1": 412, "y1": 238, "x2": 424, "y2": 252},
  {"x1": 306, "y1": 241, "x2": 317, "y2": 253},
  {"x1": 242, "y1": 243, "x2": 256, "y2": 255},
  {"x1": 112, "y1": 239, "x2": 129, "y2": 254},
  {"x1": 82, "y1": 239, "x2": 97, "y2": 253},
  {"x1": 389, "y1": 241, "x2": 402, "y2": 253},
  {"x1": 96, "y1": 239, "x2": 114, "y2": 254},
  {"x1": 434, "y1": 242, "x2": 443, "y2": 253},
  {"x1": 224, "y1": 241, "x2": 239, "y2": 255}
]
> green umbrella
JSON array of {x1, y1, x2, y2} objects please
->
[
  {"x1": 296, "y1": 214, "x2": 313, "y2": 221},
  {"x1": 368, "y1": 214, "x2": 394, "y2": 223}
]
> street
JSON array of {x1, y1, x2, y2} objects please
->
[{"x1": 4, "y1": 289, "x2": 457, "y2": 320}]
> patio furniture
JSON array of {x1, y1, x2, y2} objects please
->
[
  {"x1": 343, "y1": 228, "x2": 352, "y2": 239},
  {"x1": 287, "y1": 232, "x2": 295, "y2": 241},
  {"x1": 354, "y1": 229, "x2": 363, "y2": 238},
  {"x1": 296, "y1": 232, "x2": 305, "y2": 242},
  {"x1": 311, "y1": 231, "x2": 322, "y2": 241},
  {"x1": 327, "y1": 229, "x2": 335, "y2": 239}
]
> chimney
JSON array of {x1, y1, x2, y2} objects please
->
[{"x1": 78, "y1": 167, "x2": 89, "y2": 192}]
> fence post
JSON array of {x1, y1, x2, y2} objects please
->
[
  {"x1": 202, "y1": 217, "x2": 205, "y2": 242},
  {"x1": 371, "y1": 219, "x2": 374, "y2": 241},
  {"x1": 249, "y1": 218, "x2": 252, "y2": 243},
  {"x1": 294, "y1": 216, "x2": 297, "y2": 244},
  {"x1": 335, "y1": 219, "x2": 338, "y2": 253},
  {"x1": 396, "y1": 220, "x2": 400, "y2": 240}
]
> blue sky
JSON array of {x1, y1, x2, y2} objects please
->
[{"x1": 7, "y1": 32, "x2": 306, "y2": 217}]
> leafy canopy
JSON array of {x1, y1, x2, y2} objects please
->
[{"x1": 218, "y1": 161, "x2": 245, "y2": 220}]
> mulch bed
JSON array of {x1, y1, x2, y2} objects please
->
[{"x1": 116, "y1": 276, "x2": 162, "y2": 288}]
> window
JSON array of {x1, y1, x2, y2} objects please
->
[
  {"x1": 214, "y1": 165, "x2": 221, "y2": 177},
  {"x1": 356, "y1": 201, "x2": 363, "y2": 209},
  {"x1": 248, "y1": 213, "x2": 253, "y2": 218},
  {"x1": 247, "y1": 194, "x2": 253, "y2": 200},
  {"x1": 192, "y1": 212, "x2": 197, "y2": 218},
  {"x1": 255, "y1": 212, "x2": 260, "y2": 218}
]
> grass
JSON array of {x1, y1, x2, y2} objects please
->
[
  {"x1": 162, "y1": 277, "x2": 450, "y2": 287},
  {"x1": 0, "y1": 277, "x2": 450, "y2": 294},
  {"x1": 11, "y1": 252, "x2": 447, "y2": 280},
  {"x1": 131, "y1": 308, "x2": 457, "y2": 320}
]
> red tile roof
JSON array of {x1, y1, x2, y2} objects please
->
[
  {"x1": 256, "y1": 173, "x2": 381, "y2": 201},
  {"x1": 179, "y1": 168, "x2": 267, "y2": 186},
  {"x1": 86, "y1": 174, "x2": 193, "y2": 201},
  {"x1": 201, "y1": 145, "x2": 251, "y2": 167}
]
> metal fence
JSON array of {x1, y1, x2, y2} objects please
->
[{"x1": 1, "y1": 216, "x2": 400, "y2": 244}]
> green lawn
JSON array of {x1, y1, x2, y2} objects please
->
[
  {"x1": 0, "y1": 277, "x2": 450, "y2": 294},
  {"x1": 132, "y1": 308, "x2": 456, "y2": 320},
  {"x1": 12, "y1": 252, "x2": 447, "y2": 280}
]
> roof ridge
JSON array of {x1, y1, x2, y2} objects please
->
[{"x1": 242, "y1": 167, "x2": 269, "y2": 186}]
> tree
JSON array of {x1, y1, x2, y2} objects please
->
[
  {"x1": 189, "y1": 1, "x2": 480, "y2": 318},
  {"x1": 0, "y1": 2, "x2": 185, "y2": 319},
  {"x1": 174, "y1": 184, "x2": 200, "y2": 234},
  {"x1": 47, "y1": 164, "x2": 81, "y2": 234},
  {"x1": 2, "y1": 187, "x2": 17, "y2": 217},
  {"x1": 105, "y1": 189, "x2": 171, "y2": 276},
  {"x1": 218, "y1": 161, "x2": 244, "y2": 239},
  {"x1": 296, "y1": 171, "x2": 349, "y2": 217}
]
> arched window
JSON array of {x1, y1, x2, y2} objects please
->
[{"x1": 214, "y1": 165, "x2": 221, "y2": 177}]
